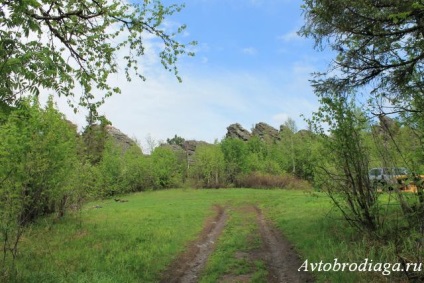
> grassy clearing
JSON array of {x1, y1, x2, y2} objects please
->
[
  {"x1": 16, "y1": 190, "x2": 219, "y2": 282},
  {"x1": 9, "y1": 189, "x2": 413, "y2": 282}
]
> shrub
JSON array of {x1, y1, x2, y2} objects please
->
[
  {"x1": 0, "y1": 97, "x2": 81, "y2": 278},
  {"x1": 190, "y1": 144, "x2": 226, "y2": 188},
  {"x1": 97, "y1": 138, "x2": 125, "y2": 196},
  {"x1": 151, "y1": 146, "x2": 182, "y2": 189},
  {"x1": 235, "y1": 172, "x2": 311, "y2": 190},
  {"x1": 121, "y1": 145, "x2": 154, "y2": 191}
]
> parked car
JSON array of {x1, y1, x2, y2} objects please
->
[{"x1": 368, "y1": 167, "x2": 409, "y2": 190}]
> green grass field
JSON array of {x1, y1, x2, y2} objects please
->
[{"x1": 8, "y1": 189, "x2": 409, "y2": 282}]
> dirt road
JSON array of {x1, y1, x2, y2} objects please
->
[{"x1": 161, "y1": 205, "x2": 314, "y2": 283}]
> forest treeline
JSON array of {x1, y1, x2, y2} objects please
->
[{"x1": 1, "y1": 97, "x2": 423, "y2": 225}]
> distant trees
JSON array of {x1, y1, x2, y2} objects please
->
[
  {"x1": 95, "y1": 140, "x2": 185, "y2": 195},
  {"x1": 281, "y1": 118, "x2": 297, "y2": 174},
  {"x1": 151, "y1": 146, "x2": 181, "y2": 188},
  {"x1": 221, "y1": 138, "x2": 249, "y2": 183},
  {"x1": 187, "y1": 127, "x2": 318, "y2": 189},
  {"x1": 121, "y1": 145, "x2": 152, "y2": 192},
  {"x1": 167, "y1": 134, "x2": 185, "y2": 147},
  {"x1": 82, "y1": 117, "x2": 111, "y2": 165},
  {"x1": 96, "y1": 138, "x2": 126, "y2": 196},
  {"x1": 245, "y1": 136, "x2": 268, "y2": 173},
  {"x1": 192, "y1": 144, "x2": 225, "y2": 188}
]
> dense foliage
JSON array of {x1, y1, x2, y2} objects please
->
[
  {"x1": 0, "y1": 98, "x2": 83, "y2": 277},
  {"x1": 301, "y1": 1, "x2": 424, "y2": 280},
  {"x1": 1, "y1": 0, "x2": 195, "y2": 111},
  {"x1": 300, "y1": 0, "x2": 424, "y2": 115}
]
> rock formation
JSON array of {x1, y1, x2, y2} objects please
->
[
  {"x1": 184, "y1": 140, "x2": 210, "y2": 164},
  {"x1": 104, "y1": 125, "x2": 138, "y2": 151},
  {"x1": 160, "y1": 139, "x2": 210, "y2": 165},
  {"x1": 225, "y1": 122, "x2": 281, "y2": 142},
  {"x1": 226, "y1": 123, "x2": 252, "y2": 141},
  {"x1": 252, "y1": 122, "x2": 280, "y2": 141}
]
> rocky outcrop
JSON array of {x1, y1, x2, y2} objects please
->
[
  {"x1": 296, "y1": 129, "x2": 313, "y2": 137},
  {"x1": 184, "y1": 140, "x2": 208, "y2": 156},
  {"x1": 279, "y1": 124, "x2": 288, "y2": 134},
  {"x1": 184, "y1": 140, "x2": 210, "y2": 164},
  {"x1": 82, "y1": 124, "x2": 139, "y2": 164},
  {"x1": 226, "y1": 123, "x2": 252, "y2": 141},
  {"x1": 105, "y1": 125, "x2": 137, "y2": 151},
  {"x1": 226, "y1": 122, "x2": 281, "y2": 142},
  {"x1": 160, "y1": 143, "x2": 185, "y2": 155},
  {"x1": 252, "y1": 122, "x2": 280, "y2": 141},
  {"x1": 160, "y1": 139, "x2": 210, "y2": 165}
]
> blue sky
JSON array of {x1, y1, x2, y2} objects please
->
[{"x1": 60, "y1": 0, "x2": 333, "y2": 151}]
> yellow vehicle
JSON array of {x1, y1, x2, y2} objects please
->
[{"x1": 369, "y1": 167, "x2": 422, "y2": 192}]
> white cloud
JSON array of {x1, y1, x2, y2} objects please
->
[
  {"x1": 13, "y1": 0, "x2": 330, "y2": 157},
  {"x1": 201, "y1": 57, "x2": 209, "y2": 64},
  {"x1": 273, "y1": 113, "x2": 290, "y2": 125},
  {"x1": 241, "y1": 47, "x2": 257, "y2": 55},
  {"x1": 57, "y1": 57, "x2": 319, "y2": 153},
  {"x1": 33, "y1": 6, "x2": 322, "y2": 154},
  {"x1": 278, "y1": 30, "x2": 302, "y2": 42}
]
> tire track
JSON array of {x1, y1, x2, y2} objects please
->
[
  {"x1": 161, "y1": 205, "x2": 313, "y2": 283},
  {"x1": 160, "y1": 205, "x2": 227, "y2": 283},
  {"x1": 254, "y1": 206, "x2": 314, "y2": 283}
]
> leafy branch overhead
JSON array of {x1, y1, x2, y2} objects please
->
[
  {"x1": 0, "y1": 0, "x2": 196, "y2": 110},
  {"x1": 300, "y1": 0, "x2": 424, "y2": 113}
]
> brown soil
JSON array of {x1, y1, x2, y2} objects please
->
[
  {"x1": 254, "y1": 206, "x2": 314, "y2": 283},
  {"x1": 160, "y1": 205, "x2": 228, "y2": 283},
  {"x1": 160, "y1": 205, "x2": 314, "y2": 283}
]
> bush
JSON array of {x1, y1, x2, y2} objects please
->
[
  {"x1": 96, "y1": 139, "x2": 154, "y2": 196},
  {"x1": 121, "y1": 145, "x2": 154, "y2": 191},
  {"x1": 0, "y1": 97, "x2": 81, "y2": 279},
  {"x1": 190, "y1": 144, "x2": 226, "y2": 188},
  {"x1": 151, "y1": 146, "x2": 182, "y2": 189},
  {"x1": 97, "y1": 138, "x2": 125, "y2": 196},
  {"x1": 235, "y1": 172, "x2": 311, "y2": 190}
]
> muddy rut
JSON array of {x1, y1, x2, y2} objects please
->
[
  {"x1": 161, "y1": 205, "x2": 314, "y2": 283},
  {"x1": 255, "y1": 206, "x2": 314, "y2": 283},
  {"x1": 160, "y1": 205, "x2": 228, "y2": 283}
]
